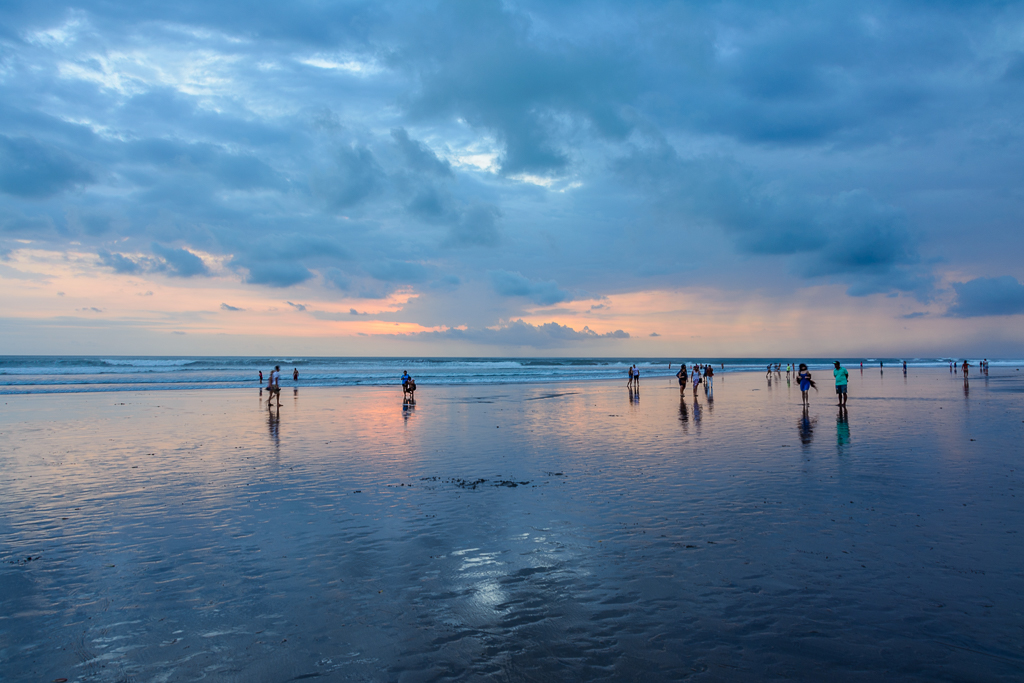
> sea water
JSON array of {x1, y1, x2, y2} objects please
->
[{"x1": 0, "y1": 356, "x2": 1009, "y2": 394}]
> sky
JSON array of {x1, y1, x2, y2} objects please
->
[{"x1": 1, "y1": 0, "x2": 1023, "y2": 357}]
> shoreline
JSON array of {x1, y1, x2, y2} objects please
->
[{"x1": 1, "y1": 362, "x2": 1014, "y2": 397}]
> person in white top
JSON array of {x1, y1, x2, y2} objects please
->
[{"x1": 269, "y1": 365, "x2": 282, "y2": 406}]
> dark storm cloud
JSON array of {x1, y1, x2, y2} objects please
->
[
  {"x1": 2, "y1": 0, "x2": 1024, "y2": 341},
  {"x1": 947, "y1": 276, "x2": 1024, "y2": 317}
]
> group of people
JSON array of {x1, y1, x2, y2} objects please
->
[
  {"x1": 674, "y1": 363, "x2": 715, "y2": 398},
  {"x1": 793, "y1": 361, "x2": 849, "y2": 407},
  {"x1": 259, "y1": 366, "x2": 300, "y2": 406},
  {"x1": 950, "y1": 359, "x2": 988, "y2": 376},
  {"x1": 401, "y1": 370, "x2": 417, "y2": 400}
]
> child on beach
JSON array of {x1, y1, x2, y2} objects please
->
[{"x1": 692, "y1": 367, "x2": 703, "y2": 396}]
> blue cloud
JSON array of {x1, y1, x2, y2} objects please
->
[
  {"x1": 0, "y1": 135, "x2": 92, "y2": 198},
  {"x1": 947, "y1": 276, "x2": 1024, "y2": 317},
  {"x1": 220, "y1": 303, "x2": 243, "y2": 311},
  {"x1": 392, "y1": 128, "x2": 452, "y2": 177},
  {"x1": 365, "y1": 259, "x2": 430, "y2": 283},
  {"x1": 98, "y1": 251, "x2": 145, "y2": 275},
  {"x1": 490, "y1": 270, "x2": 572, "y2": 306},
  {"x1": 446, "y1": 204, "x2": 501, "y2": 247},
  {"x1": 386, "y1": 319, "x2": 629, "y2": 348},
  {"x1": 151, "y1": 243, "x2": 209, "y2": 277},
  {"x1": 239, "y1": 261, "x2": 313, "y2": 287},
  {"x1": 2, "y1": 0, "x2": 1024, "y2": 342}
]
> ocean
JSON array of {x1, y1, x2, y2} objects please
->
[{"x1": 0, "y1": 356, "x2": 1006, "y2": 395}]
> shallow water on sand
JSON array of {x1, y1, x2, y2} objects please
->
[{"x1": 2, "y1": 368, "x2": 1023, "y2": 681}]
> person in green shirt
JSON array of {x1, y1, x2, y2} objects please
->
[{"x1": 833, "y1": 361, "x2": 849, "y2": 407}]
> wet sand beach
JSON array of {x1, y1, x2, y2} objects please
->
[{"x1": 1, "y1": 368, "x2": 1022, "y2": 681}]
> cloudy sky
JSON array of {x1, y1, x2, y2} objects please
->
[{"x1": 2, "y1": 0, "x2": 1023, "y2": 356}]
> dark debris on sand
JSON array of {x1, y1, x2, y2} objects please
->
[{"x1": 419, "y1": 476, "x2": 530, "y2": 490}]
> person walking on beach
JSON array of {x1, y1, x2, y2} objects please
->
[
  {"x1": 704, "y1": 364, "x2": 714, "y2": 398},
  {"x1": 269, "y1": 365, "x2": 282, "y2": 406},
  {"x1": 962, "y1": 360, "x2": 969, "y2": 378},
  {"x1": 797, "y1": 363, "x2": 815, "y2": 405},
  {"x1": 692, "y1": 365, "x2": 703, "y2": 397},
  {"x1": 634, "y1": 365, "x2": 640, "y2": 388},
  {"x1": 902, "y1": 360, "x2": 907, "y2": 375},
  {"x1": 627, "y1": 364, "x2": 634, "y2": 388},
  {"x1": 676, "y1": 363, "x2": 688, "y2": 393},
  {"x1": 834, "y1": 361, "x2": 849, "y2": 408}
]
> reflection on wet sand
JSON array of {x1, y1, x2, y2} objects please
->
[
  {"x1": 836, "y1": 407, "x2": 851, "y2": 449},
  {"x1": 799, "y1": 405, "x2": 815, "y2": 445},
  {"x1": 267, "y1": 403, "x2": 280, "y2": 448},
  {"x1": 2, "y1": 370, "x2": 1022, "y2": 682}
]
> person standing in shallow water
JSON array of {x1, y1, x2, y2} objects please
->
[
  {"x1": 293, "y1": 367, "x2": 299, "y2": 382},
  {"x1": 834, "y1": 361, "x2": 849, "y2": 408}
]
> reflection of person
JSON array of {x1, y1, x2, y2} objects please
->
[
  {"x1": 799, "y1": 405, "x2": 814, "y2": 445},
  {"x1": 268, "y1": 402, "x2": 280, "y2": 447},
  {"x1": 833, "y1": 361, "x2": 849, "y2": 408},
  {"x1": 836, "y1": 408, "x2": 850, "y2": 447}
]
